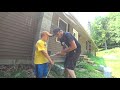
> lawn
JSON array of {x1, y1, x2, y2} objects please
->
[
  {"x1": 96, "y1": 47, "x2": 120, "y2": 78},
  {"x1": 75, "y1": 60, "x2": 104, "y2": 78},
  {"x1": 49, "y1": 59, "x2": 104, "y2": 78},
  {"x1": 75, "y1": 47, "x2": 120, "y2": 78}
]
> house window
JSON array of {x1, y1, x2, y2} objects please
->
[
  {"x1": 87, "y1": 41, "x2": 91, "y2": 53},
  {"x1": 58, "y1": 17, "x2": 68, "y2": 32},
  {"x1": 73, "y1": 28, "x2": 78, "y2": 41},
  {"x1": 56, "y1": 17, "x2": 68, "y2": 43},
  {"x1": 89, "y1": 41, "x2": 91, "y2": 52}
]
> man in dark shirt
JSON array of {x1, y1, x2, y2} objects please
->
[{"x1": 53, "y1": 28, "x2": 81, "y2": 78}]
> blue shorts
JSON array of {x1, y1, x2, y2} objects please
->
[{"x1": 34, "y1": 63, "x2": 49, "y2": 78}]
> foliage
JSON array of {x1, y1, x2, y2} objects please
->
[
  {"x1": 91, "y1": 12, "x2": 120, "y2": 48},
  {"x1": 75, "y1": 60, "x2": 104, "y2": 78}
]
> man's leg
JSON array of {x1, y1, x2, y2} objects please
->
[
  {"x1": 64, "y1": 68, "x2": 70, "y2": 78},
  {"x1": 66, "y1": 68, "x2": 76, "y2": 78},
  {"x1": 64, "y1": 68, "x2": 71, "y2": 78}
]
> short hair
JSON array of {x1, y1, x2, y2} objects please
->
[
  {"x1": 41, "y1": 33, "x2": 44, "y2": 38},
  {"x1": 40, "y1": 31, "x2": 53, "y2": 38}
]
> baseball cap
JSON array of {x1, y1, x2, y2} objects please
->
[
  {"x1": 53, "y1": 28, "x2": 61, "y2": 36},
  {"x1": 41, "y1": 31, "x2": 53, "y2": 37}
]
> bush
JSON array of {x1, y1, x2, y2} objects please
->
[{"x1": 86, "y1": 52, "x2": 94, "y2": 58}]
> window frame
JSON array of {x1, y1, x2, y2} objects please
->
[
  {"x1": 58, "y1": 17, "x2": 68, "y2": 32},
  {"x1": 73, "y1": 28, "x2": 78, "y2": 41},
  {"x1": 56, "y1": 17, "x2": 68, "y2": 43}
]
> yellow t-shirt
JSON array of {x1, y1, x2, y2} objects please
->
[{"x1": 34, "y1": 40, "x2": 48, "y2": 64}]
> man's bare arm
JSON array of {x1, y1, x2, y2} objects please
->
[{"x1": 62, "y1": 40, "x2": 77, "y2": 53}]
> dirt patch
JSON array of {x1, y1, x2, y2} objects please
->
[{"x1": 0, "y1": 65, "x2": 36, "y2": 78}]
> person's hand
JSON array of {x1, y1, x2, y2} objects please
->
[
  {"x1": 54, "y1": 51, "x2": 66, "y2": 56},
  {"x1": 60, "y1": 50, "x2": 66, "y2": 56},
  {"x1": 50, "y1": 60, "x2": 54, "y2": 65},
  {"x1": 55, "y1": 52, "x2": 61, "y2": 56}
]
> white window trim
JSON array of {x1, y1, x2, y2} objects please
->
[
  {"x1": 55, "y1": 17, "x2": 68, "y2": 43},
  {"x1": 73, "y1": 28, "x2": 78, "y2": 41},
  {"x1": 58, "y1": 17, "x2": 68, "y2": 32}
]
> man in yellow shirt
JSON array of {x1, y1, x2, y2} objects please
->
[{"x1": 34, "y1": 31, "x2": 54, "y2": 78}]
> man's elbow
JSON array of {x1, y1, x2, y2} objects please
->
[{"x1": 72, "y1": 45, "x2": 77, "y2": 50}]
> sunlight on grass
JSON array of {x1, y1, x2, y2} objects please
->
[
  {"x1": 96, "y1": 47, "x2": 120, "y2": 78},
  {"x1": 105, "y1": 60, "x2": 120, "y2": 78},
  {"x1": 97, "y1": 47, "x2": 120, "y2": 57}
]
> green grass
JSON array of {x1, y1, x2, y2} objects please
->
[
  {"x1": 89, "y1": 56, "x2": 106, "y2": 66},
  {"x1": 75, "y1": 70, "x2": 104, "y2": 78},
  {"x1": 75, "y1": 60, "x2": 104, "y2": 78},
  {"x1": 75, "y1": 47, "x2": 120, "y2": 78},
  {"x1": 49, "y1": 54, "x2": 105, "y2": 78},
  {"x1": 105, "y1": 60, "x2": 120, "y2": 78},
  {"x1": 96, "y1": 47, "x2": 120, "y2": 78},
  {"x1": 97, "y1": 47, "x2": 120, "y2": 57},
  {"x1": 49, "y1": 59, "x2": 104, "y2": 78},
  {"x1": 41, "y1": 47, "x2": 120, "y2": 78},
  {"x1": 1, "y1": 48, "x2": 119, "y2": 78}
]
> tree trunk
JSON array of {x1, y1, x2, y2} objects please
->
[{"x1": 104, "y1": 40, "x2": 107, "y2": 50}]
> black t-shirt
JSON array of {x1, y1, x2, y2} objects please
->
[{"x1": 60, "y1": 32, "x2": 81, "y2": 53}]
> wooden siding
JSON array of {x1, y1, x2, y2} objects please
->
[{"x1": 0, "y1": 12, "x2": 39, "y2": 59}]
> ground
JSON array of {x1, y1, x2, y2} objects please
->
[
  {"x1": 0, "y1": 48, "x2": 119, "y2": 78},
  {"x1": 97, "y1": 47, "x2": 120, "y2": 78},
  {"x1": 0, "y1": 59, "x2": 104, "y2": 78},
  {"x1": 48, "y1": 58, "x2": 104, "y2": 78},
  {"x1": 0, "y1": 65, "x2": 35, "y2": 78}
]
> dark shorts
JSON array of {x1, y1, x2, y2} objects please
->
[
  {"x1": 64, "y1": 49, "x2": 81, "y2": 70},
  {"x1": 34, "y1": 63, "x2": 48, "y2": 78}
]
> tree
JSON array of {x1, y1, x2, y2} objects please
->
[
  {"x1": 107, "y1": 12, "x2": 120, "y2": 47},
  {"x1": 91, "y1": 16, "x2": 109, "y2": 49},
  {"x1": 91, "y1": 12, "x2": 120, "y2": 49}
]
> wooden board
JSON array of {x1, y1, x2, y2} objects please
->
[{"x1": 51, "y1": 56, "x2": 65, "y2": 62}]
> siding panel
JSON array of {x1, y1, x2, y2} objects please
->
[{"x1": 0, "y1": 12, "x2": 39, "y2": 59}]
